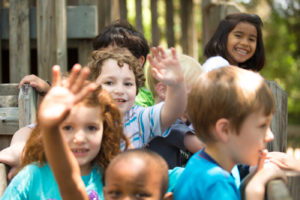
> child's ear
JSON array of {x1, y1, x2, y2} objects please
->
[
  {"x1": 215, "y1": 118, "x2": 230, "y2": 142},
  {"x1": 155, "y1": 82, "x2": 167, "y2": 101},
  {"x1": 163, "y1": 192, "x2": 173, "y2": 200}
]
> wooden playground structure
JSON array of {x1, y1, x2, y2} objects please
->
[{"x1": 0, "y1": 0, "x2": 299, "y2": 199}]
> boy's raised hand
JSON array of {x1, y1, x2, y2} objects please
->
[
  {"x1": 147, "y1": 47, "x2": 184, "y2": 86},
  {"x1": 38, "y1": 64, "x2": 97, "y2": 128}
]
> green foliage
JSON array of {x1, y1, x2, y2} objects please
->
[{"x1": 261, "y1": 10, "x2": 300, "y2": 124}]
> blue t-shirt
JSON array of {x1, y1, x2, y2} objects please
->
[
  {"x1": 1, "y1": 163, "x2": 103, "y2": 200},
  {"x1": 173, "y1": 149, "x2": 240, "y2": 200}
]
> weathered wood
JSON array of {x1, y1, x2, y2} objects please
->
[
  {"x1": 135, "y1": 0, "x2": 143, "y2": 34},
  {"x1": 180, "y1": 0, "x2": 197, "y2": 58},
  {"x1": 287, "y1": 171, "x2": 300, "y2": 200},
  {"x1": 151, "y1": 0, "x2": 160, "y2": 46},
  {"x1": 119, "y1": 0, "x2": 127, "y2": 21},
  {"x1": 55, "y1": 0, "x2": 67, "y2": 72},
  {"x1": 266, "y1": 179, "x2": 292, "y2": 200},
  {"x1": 0, "y1": 96, "x2": 18, "y2": 107},
  {"x1": 1, "y1": 6, "x2": 98, "y2": 39},
  {"x1": 111, "y1": 0, "x2": 120, "y2": 22},
  {"x1": 9, "y1": 0, "x2": 30, "y2": 83},
  {"x1": 202, "y1": 1, "x2": 240, "y2": 47},
  {"x1": 0, "y1": 163, "x2": 7, "y2": 197},
  {"x1": 97, "y1": 0, "x2": 107, "y2": 32},
  {"x1": 0, "y1": 83, "x2": 18, "y2": 95},
  {"x1": 166, "y1": 0, "x2": 175, "y2": 48},
  {"x1": 266, "y1": 81, "x2": 288, "y2": 152},
  {"x1": 18, "y1": 84, "x2": 37, "y2": 128},
  {"x1": 37, "y1": 0, "x2": 56, "y2": 81},
  {"x1": 0, "y1": 135, "x2": 11, "y2": 150}
]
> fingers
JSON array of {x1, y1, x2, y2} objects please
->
[
  {"x1": 52, "y1": 65, "x2": 61, "y2": 86},
  {"x1": 257, "y1": 149, "x2": 268, "y2": 171},
  {"x1": 73, "y1": 82, "x2": 97, "y2": 104},
  {"x1": 66, "y1": 64, "x2": 82, "y2": 89}
]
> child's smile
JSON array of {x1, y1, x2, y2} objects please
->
[{"x1": 226, "y1": 22, "x2": 257, "y2": 65}]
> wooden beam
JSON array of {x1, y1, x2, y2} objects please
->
[
  {"x1": 119, "y1": 0, "x2": 127, "y2": 21},
  {"x1": 180, "y1": 0, "x2": 197, "y2": 58},
  {"x1": 55, "y1": 0, "x2": 67, "y2": 72},
  {"x1": 0, "y1": 1, "x2": 2, "y2": 83},
  {"x1": 37, "y1": 0, "x2": 56, "y2": 81},
  {"x1": 151, "y1": 0, "x2": 160, "y2": 46},
  {"x1": 0, "y1": 163, "x2": 7, "y2": 196},
  {"x1": 135, "y1": 0, "x2": 143, "y2": 34},
  {"x1": 111, "y1": 0, "x2": 120, "y2": 22},
  {"x1": 166, "y1": 0, "x2": 175, "y2": 48},
  {"x1": 9, "y1": 0, "x2": 30, "y2": 83}
]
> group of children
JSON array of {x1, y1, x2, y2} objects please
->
[{"x1": 0, "y1": 13, "x2": 296, "y2": 200}]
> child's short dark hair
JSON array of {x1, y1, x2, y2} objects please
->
[
  {"x1": 188, "y1": 66, "x2": 274, "y2": 143},
  {"x1": 93, "y1": 20, "x2": 149, "y2": 67},
  {"x1": 87, "y1": 48, "x2": 145, "y2": 94},
  {"x1": 106, "y1": 149, "x2": 169, "y2": 198},
  {"x1": 204, "y1": 13, "x2": 265, "y2": 71}
]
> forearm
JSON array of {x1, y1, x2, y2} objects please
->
[
  {"x1": 42, "y1": 126, "x2": 88, "y2": 200},
  {"x1": 161, "y1": 83, "x2": 186, "y2": 131}
]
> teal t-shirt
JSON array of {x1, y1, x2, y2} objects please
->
[{"x1": 1, "y1": 163, "x2": 103, "y2": 200}]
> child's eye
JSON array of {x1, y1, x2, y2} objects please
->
[
  {"x1": 234, "y1": 33, "x2": 242, "y2": 38},
  {"x1": 86, "y1": 125, "x2": 98, "y2": 132},
  {"x1": 135, "y1": 192, "x2": 150, "y2": 199},
  {"x1": 249, "y1": 37, "x2": 256, "y2": 42},
  {"x1": 124, "y1": 82, "x2": 133, "y2": 87},
  {"x1": 62, "y1": 125, "x2": 73, "y2": 132},
  {"x1": 104, "y1": 81, "x2": 113, "y2": 85},
  {"x1": 107, "y1": 190, "x2": 121, "y2": 198}
]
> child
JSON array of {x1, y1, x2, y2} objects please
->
[
  {"x1": 1, "y1": 65, "x2": 128, "y2": 199},
  {"x1": 173, "y1": 66, "x2": 286, "y2": 200},
  {"x1": 146, "y1": 53, "x2": 205, "y2": 168},
  {"x1": 202, "y1": 13, "x2": 265, "y2": 72},
  {"x1": 0, "y1": 20, "x2": 153, "y2": 179},
  {"x1": 87, "y1": 47, "x2": 186, "y2": 149},
  {"x1": 103, "y1": 149, "x2": 172, "y2": 200}
]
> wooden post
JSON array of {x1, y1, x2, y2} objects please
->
[
  {"x1": 180, "y1": 0, "x2": 197, "y2": 58},
  {"x1": 151, "y1": 0, "x2": 160, "y2": 46},
  {"x1": 266, "y1": 179, "x2": 292, "y2": 200},
  {"x1": 165, "y1": 0, "x2": 175, "y2": 48},
  {"x1": 9, "y1": 0, "x2": 30, "y2": 83},
  {"x1": 135, "y1": 0, "x2": 143, "y2": 34},
  {"x1": 266, "y1": 81, "x2": 288, "y2": 152},
  {"x1": 98, "y1": 0, "x2": 107, "y2": 32},
  {"x1": 287, "y1": 171, "x2": 300, "y2": 200},
  {"x1": 119, "y1": 0, "x2": 127, "y2": 21},
  {"x1": 18, "y1": 84, "x2": 37, "y2": 128},
  {"x1": 37, "y1": 0, "x2": 56, "y2": 81},
  {"x1": 202, "y1": 0, "x2": 240, "y2": 48},
  {"x1": 111, "y1": 0, "x2": 120, "y2": 22},
  {"x1": 55, "y1": 0, "x2": 67, "y2": 72}
]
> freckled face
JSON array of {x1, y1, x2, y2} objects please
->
[
  {"x1": 96, "y1": 59, "x2": 137, "y2": 115},
  {"x1": 226, "y1": 22, "x2": 257, "y2": 65}
]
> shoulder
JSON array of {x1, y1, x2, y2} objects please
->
[{"x1": 202, "y1": 56, "x2": 230, "y2": 72}]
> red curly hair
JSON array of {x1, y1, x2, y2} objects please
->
[{"x1": 19, "y1": 86, "x2": 128, "y2": 175}]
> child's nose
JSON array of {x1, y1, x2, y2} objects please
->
[
  {"x1": 264, "y1": 128, "x2": 274, "y2": 143},
  {"x1": 73, "y1": 130, "x2": 86, "y2": 144},
  {"x1": 113, "y1": 83, "x2": 124, "y2": 94}
]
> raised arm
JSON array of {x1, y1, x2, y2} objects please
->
[
  {"x1": 147, "y1": 47, "x2": 187, "y2": 131},
  {"x1": 39, "y1": 64, "x2": 96, "y2": 200}
]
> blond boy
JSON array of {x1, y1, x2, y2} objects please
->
[{"x1": 173, "y1": 66, "x2": 286, "y2": 200}]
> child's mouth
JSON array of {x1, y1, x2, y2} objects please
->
[
  {"x1": 114, "y1": 98, "x2": 126, "y2": 103},
  {"x1": 71, "y1": 148, "x2": 89, "y2": 157}
]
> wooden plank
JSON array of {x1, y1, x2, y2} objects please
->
[
  {"x1": 97, "y1": 0, "x2": 107, "y2": 32},
  {"x1": 0, "y1": 120, "x2": 18, "y2": 135},
  {"x1": 18, "y1": 84, "x2": 37, "y2": 128},
  {"x1": 1, "y1": 6, "x2": 98, "y2": 39},
  {"x1": 9, "y1": 0, "x2": 30, "y2": 83},
  {"x1": 119, "y1": 0, "x2": 127, "y2": 21},
  {"x1": 135, "y1": 0, "x2": 143, "y2": 34},
  {"x1": 111, "y1": 0, "x2": 120, "y2": 22},
  {"x1": 37, "y1": 0, "x2": 56, "y2": 81},
  {"x1": 0, "y1": 96, "x2": 18, "y2": 107},
  {"x1": 266, "y1": 81, "x2": 288, "y2": 152},
  {"x1": 0, "y1": 107, "x2": 18, "y2": 121},
  {"x1": 165, "y1": 0, "x2": 175, "y2": 48},
  {"x1": 151, "y1": 0, "x2": 160, "y2": 46},
  {"x1": 0, "y1": 83, "x2": 18, "y2": 95},
  {"x1": 0, "y1": 135, "x2": 12, "y2": 150},
  {"x1": 55, "y1": 0, "x2": 67, "y2": 72},
  {"x1": 287, "y1": 171, "x2": 300, "y2": 200},
  {"x1": 180, "y1": 0, "x2": 197, "y2": 58}
]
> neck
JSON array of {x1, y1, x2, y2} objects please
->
[
  {"x1": 80, "y1": 164, "x2": 93, "y2": 176},
  {"x1": 205, "y1": 144, "x2": 236, "y2": 173}
]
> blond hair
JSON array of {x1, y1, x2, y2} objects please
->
[
  {"x1": 188, "y1": 66, "x2": 275, "y2": 143},
  {"x1": 146, "y1": 52, "x2": 202, "y2": 101}
]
